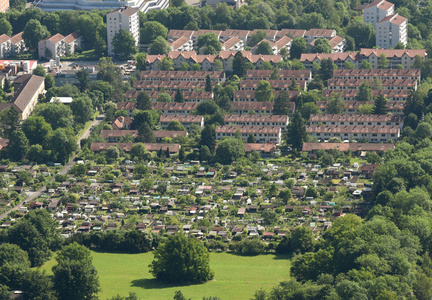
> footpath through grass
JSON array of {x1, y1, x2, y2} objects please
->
[{"x1": 40, "y1": 251, "x2": 291, "y2": 300}]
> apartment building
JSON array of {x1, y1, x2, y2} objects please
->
[
  {"x1": 376, "y1": 14, "x2": 408, "y2": 48},
  {"x1": 332, "y1": 69, "x2": 421, "y2": 81},
  {"x1": 153, "y1": 102, "x2": 198, "y2": 115},
  {"x1": 224, "y1": 115, "x2": 290, "y2": 131},
  {"x1": 246, "y1": 70, "x2": 312, "y2": 82},
  {"x1": 240, "y1": 79, "x2": 308, "y2": 91},
  {"x1": 107, "y1": 7, "x2": 139, "y2": 56},
  {"x1": 169, "y1": 36, "x2": 193, "y2": 51},
  {"x1": 309, "y1": 114, "x2": 404, "y2": 128},
  {"x1": 301, "y1": 52, "x2": 359, "y2": 69},
  {"x1": 10, "y1": 32, "x2": 25, "y2": 56},
  {"x1": 232, "y1": 102, "x2": 275, "y2": 115},
  {"x1": 134, "y1": 81, "x2": 206, "y2": 92},
  {"x1": 216, "y1": 125, "x2": 282, "y2": 144},
  {"x1": 100, "y1": 130, "x2": 138, "y2": 142},
  {"x1": 221, "y1": 37, "x2": 244, "y2": 52},
  {"x1": 139, "y1": 70, "x2": 226, "y2": 84},
  {"x1": 316, "y1": 100, "x2": 405, "y2": 114},
  {"x1": 276, "y1": 29, "x2": 306, "y2": 39},
  {"x1": 307, "y1": 125, "x2": 400, "y2": 143},
  {"x1": 191, "y1": 30, "x2": 222, "y2": 45},
  {"x1": 363, "y1": 0, "x2": 394, "y2": 26},
  {"x1": 359, "y1": 49, "x2": 425, "y2": 69},
  {"x1": 249, "y1": 29, "x2": 278, "y2": 43},
  {"x1": 252, "y1": 37, "x2": 292, "y2": 55},
  {"x1": 38, "y1": 32, "x2": 82, "y2": 59},
  {"x1": 112, "y1": 116, "x2": 133, "y2": 130},
  {"x1": 322, "y1": 89, "x2": 410, "y2": 102},
  {"x1": 304, "y1": 29, "x2": 336, "y2": 44},
  {"x1": 8, "y1": 75, "x2": 45, "y2": 120},
  {"x1": 90, "y1": 143, "x2": 180, "y2": 153},
  {"x1": 327, "y1": 78, "x2": 417, "y2": 91},
  {"x1": 233, "y1": 90, "x2": 300, "y2": 102},
  {"x1": 220, "y1": 30, "x2": 250, "y2": 43},
  {"x1": 0, "y1": 0, "x2": 9, "y2": 13},
  {"x1": 0, "y1": 34, "x2": 11, "y2": 58},
  {"x1": 117, "y1": 102, "x2": 136, "y2": 117},
  {"x1": 160, "y1": 115, "x2": 204, "y2": 130},
  {"x1": 126, "y1": 90, "x2": 213, "y2": 103},
  {"x1": 167, "y1": 30, "x2": 194, "y2": 41},
  {"x1": 153, "y1": 131, "x2": 188, "y2": 142}
]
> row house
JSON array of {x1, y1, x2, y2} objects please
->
[
  {"x1": 231, "y1": 101, "x2": 292, "y2": 115},
  {"x1": 308, "y1": 35, "x2": 346, "y2": 53},
  {"x1": 252, "y1": 36, "x2": 292, "y2": 55},
  {"x1": 126, "y1": 90, "x2": 213, "y2": 103},
  {"x1": 221, "y1": 37, "x2": 244, "y2": 52},
  {"x1": 233, "y1": 90, "x2": 300, "y2": 102},
  {"x1": 327, "y1": 78, "x2": 417, "y2": 91},
  {"x1": 168, "y1": 36, "x2": 193, "y2": 51},
  {"x1": 160, "y1": 115, "x2": 205, "y2": 130},
  {"x1": 224, "y1": 114, "x2": 289, "y2": 131},
  {"x1": 309, "y1": 114, "x2": 404, "y2": 128},
  {"x1": 117, "y1": 102, "x2": 136, "y2": 117},
  {"x1": 167, "y1": 30, "x2": 194, "y2": 41},
  {"x1": 277, "y1": 29, "x2": 306, "y2": 39},
  {"x1": 301, "y1": 52, "x2": 359, "y2": 70},
  {"x1": 332, "y1": 68, "x2": 420, "y2": 81},
  {"x1": 191, "y1": 30, "x2": 222, "y2": 45},
  {"x1": 240, "y1": 79, "x2": 308, "y2": 91},
  {"x1": 302, "y1": 142, "x2": 395, "y2": 153},
  {"x1": 153, "y1": 102, "x2": 198, "y2": 115},
  {"x1": 304, "y1": 29, "x2": 336, "y2": 44},
  {"x1": 306, "y1": 125, "x2": 400, "y2": 143},
  {"x1": 112, "y1": 116, "x2": 133, "y2": 129},
  {"x1": 316, "y1": 100, "x2": 405, "y2": 114},
  {"x1": 153, "y1": 131, "x2": 188, "y2": 142},
  {"x1": 90, "y1": 143, "x2": 180, "y2": 153},
  {"x1": 139, "y1": 70, "x2": 226, "y2": 84},
  {"x1": 220, "y1": 29, "x2": 250, "y2": 43},
  {"x1": 322, "y1": 89, "x2": 410, "y2": 102},
  {"x1": 215, "y1": 125, "x2": 282, "y2": 144},
  {"x1": 100, "y1": 130, "x2": 138, "y2": 142},
  {"x1": 0, "y1": 32, "x2": 26, "y2": 58},
  {"x1": 38, "y1": 32, "x2": 82, "y2": 60},
  {"x1": 133, "y1": 80, "x2": 206, "y2": 92},
  {"x1": 246, "y1": 69, "x2": 312, "y2": 82}
]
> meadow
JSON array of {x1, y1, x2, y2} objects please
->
[{"x1": 40, "y1": 251, "x2": 291, "y2": 299}]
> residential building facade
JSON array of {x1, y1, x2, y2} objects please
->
[{"x1": 107, "y1": 7, "x2": 139, "y2": 56}]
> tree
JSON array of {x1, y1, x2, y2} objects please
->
[
  {"x1": 149, "y1": 234, "x2": 214, "y2": 283},
  {"x1": 167, "y1": 121, "x2": 186, "y2": 131},
  {"x1": 178, "y1": 147, "x2": 185, "y2": 162},
  {"x1": 70, "y1": 96, "x2": 94, "y2": 124},
  {"x1": 22, "y1": 116, "x2": 53, "y2": 146},
  {"x1": 319, "y1": 58, "x2": 335, "y2": 82},
  {"x1": 312, "y1": 38, "x2": 332, "y2": 53},
  {"x1": 346, "y1": 20, "x2": 375, "y2": 48},
  {"x1": 23, "y1": 20, "x2": 50, "y2": 51},
  {"x1": 53, "y1": 243, "x2": 100, "y2": 300},
  {"x1": 157, "y1": 93, "x2": 172, "y2": 102},
  {"x1": 301, "y1": 102, "x2": 321, "y2": 119},
  {"x1": 76, "y1": 69, "x2": 90, "y2": 92},
  {"x1": 344, "y1": 61, "x2": 356, "y2": 69},
  {"x1": 215, "y1": 137, "x2": 245, "y2": 164},
  {"x1": 247, "y1": 134, "x2": 256, "y2": 143},
  {"x1": 327, "y1": 94, "x2": 346, "y2": 114},
  {"x1": 33, "y1": 65, "x2": 46, "y2": 77},
  {"x1": 356, "y1": 82, "x2": 372, "y2": 101},
  {"x1": 248, "y1": 30, "x2": 267, "y2": 46},
  {"x1": 358, "y1": 103, "x2": 375, "y2": 114},
  {"x1": 7, "y1": 130, "x2": 29, "y2": 161},
  {"x1": 21, "y1": 269, "x2": 57, "y2": 300},
  {"x1": 232, "y1": 51, "x2": 247, "y2": 78},
  {"x1": 158, "y1": 57, "x2": 174, "y2": 71},
  {"x1": 286, "y1": 112, "x2": 306, "y2": 151},
  {"x1": 255, "y1": 41, "x2": 273, "y2": 55},
  {"x1": 149, "y1": 36, "x2": 169, "y2": 55},
  {"x1": 197, "y1": 33, "x2": 221, "y2": 53},
  {"x1": 135, "y1": 52, "x2": 147, "y2": 71},
  {"x1": 376, "y1": 53, "x2": 390, "y2": 69},
  {"x1": 255, "y1": 80, "x2": 274, "y2": 102},
  {"x1": 0, "y1": 107, "x2": 19, "y2": 138},
  {"x1": 273, "y1": 91, "x2": 291, "y2": 115},
  {"x1": 373, "y1": 94, "x2": 388, "y2": 115},
  {"x1": 205, "y1": 75, "x2": 212, "y2": 92},
  {"x1": 138, "y1": 122, "x2": 156, "y2": 143},
  {"x1": 47, "y1": 128, "x2": 77, "y2": 163},
  {"x1": 3, "y1": 77, "x2": 12, "y2": 93},
  {"x1": 45, "y1": 75, "x2": 55, "y2": 90},
  {"x1": 200, "y1": 124, "x2": 216, "y2": 151},
  {"x1": 290, "y1": 38, "x2": 307, "y2": 60},
  {"x1": 136, "y1": 91, "x2": 153, "y2": 110},
  {"x1": 179, "y1": 62, "x2": 190, "y2": 71},
  {"x1": 360, "y1": 60, "x2": 372, "y2": 69},
  {"x1": 289, "y1": 76, "x2": 300, "y2": 91},
  {"x1": 174, "y1": 89, "x2": 185, "y2": 103},
  {"x1": 140, "y1": 21, "x2": 168, "y2": 44},
  {"x1": 0, "y1": 243, "x2": 31, "y2": 290},
  {"x1": 113, "y1": 30, "x2": 137, "y2": 59},
  {"x1": 270, "y1": 68, "x2": 279, "y2": 80},
  {"x1": 130, "y1": 143, "x2": 147, "y2": 160},
  {"x1": 0, "y1": 18, "x2": 12, "y2": 35},
  {"x1": 34, "y1": 101, "x2": 74, "y2": 130}
]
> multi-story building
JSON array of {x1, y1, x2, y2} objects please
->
[
  {"x1": 134, "y1": 81, "x2": 206, "y2": 92},
  {"x1": 304, "y1": 29, "x2": 336, "y2": 44},
  {"x1": 307, "y1": 125, "x2": 400, "y2": 143},
  {"x1": 233, "y1": 90, "x2": 300, "y2": 102},
  {"x1": 322, "y1": 89, "x2": 410, "y2": 102},
  {"x1": 7, "y1": 75, "x2": 45, "y2": 120},
  {"x1": 246, "y1": 69, "x2": 312, "y2": 82},
  {"x1": 107, "y1": 7, "x2": 139, "y2": 56},
  {"x1": 100, "y1": 130, "x2": 138, "y2": 142},
  {"x1": 327, "y1": 78, "x2": 417, "y2": 91},
  {"x1": 10, "y1": 32, "x2": 26, "y2": 56},
  {"x1": 221, "y1": 37, "x2": 244, "y2": 52},
  {"x1": 232, "y1": 102, "x2": 275, "y2": 115},
  {"x1": 126, "y1": 90, "x2": 213, "y2": 103},
  {"x1": 309, "y1": 114, "x2": 404, "y2": 128},
  {"x1": 0, "y1": 0, "x2": 9, "y2": 13},
  {"x1": 153, "y1": 102, "x2": 198, "y2": 115},
  {"x1": 224, "y1": 115, "x2": 290, "y2": 131},
  {"x1": 316, "y1": 100, "x2": 405, "y2": 114},
  {"x1": 38, "y1": 32, "x2": 82, "y2": 59},
  {"x1": 37, "y1": 0, "x2": 168, "y2": 13},
  {"x1": 332, "y1": 69, "x2": 421, "y2": 81},
  {"x1": 375, "y1": 14, "x2": 408, "y2": 48},
  {"x1": 160, "y1": 115, "x2": 204, "y2": 130},
  {"x1": 216, "y1": 125, "x2": 282, "y2": 144},
  {"x1": 0, "y1": 34, "x2": 11, "y2": 58},
  {"x1": 239, "y1": 79, "x2": 308, "y2": 91},
  {"x1": 363, "y1": 0, "x2": 394, "y2": 26},
  {"x1": 139, "y1": 70, "x2": 226, "y2": 84},
  {"x1": 359, "y1": 49, "x2": 425, "y2": 69},
  {"x1": 169, "y1": 36, "x2": 193, "y2": 51}
]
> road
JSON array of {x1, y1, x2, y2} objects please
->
[{"x1": 0, "y1": 115, "x2": 103, "y2": 221}]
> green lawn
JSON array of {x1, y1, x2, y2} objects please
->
[{"x1": 39, "y1": 251, "x2": 291, "y2": 300}]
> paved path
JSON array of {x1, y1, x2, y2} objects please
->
[{"x1": 0, "y1": 116, "x2": 103, "y2": 221}]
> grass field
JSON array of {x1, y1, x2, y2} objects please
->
[{"x1": 39, "y1": 251, "x2": 291, "y2": 300}]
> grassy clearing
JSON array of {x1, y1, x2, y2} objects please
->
[{"x1": 39, "y1": 251, "x2": 291, "y2": 300}]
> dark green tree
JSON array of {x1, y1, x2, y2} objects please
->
[
  {"x1": 136, "y1": 91, "x2": 153, "y2": 110},
  {"x1": 113, "y1": 30, "x2": 137, "y2": 59},
  {"x1": 233, "y1": 51, "x2": 247, "y2": 78},
  {"x1": 255, "y1": 41, "x2": 273, "y2": 55},
  {"x1": 312, "y1": 38, "x2": 332, "y2": 53},
  {"x1": 76, "y1": 69, "x2": 90, "y2": 92},
  {"x1": 215, "y1": 137, "x2": 245, "y2": 164},
  {"x1": 319, "y1": 58, "x2": 335, "y2": 82},
  {"x1": 33, "y1": 65, "x2": 46, "y2": 77},
  {"x1": 373, "y1": 94, "x2": 388, "y2": 115},
  {"x1": 7, "y1": 130, "x2": 29, "y2": 161},
  {"x1": 273, "y1": 91, "x2": 291, "y2": 115},
  {"x1": 290, "y1": 38, "x2": 307, "y2": 60},
  {"x1": 23, "y1": 20, "x2": 50, "y2": 51},
  {"x1": 174, "y1": 89, "x2": 185, "y2": 103},
  {"x1": 356, "y1": 81, "x2": 372, "y2": 102},
  {"x1": 149, "y1": 36, "x2": 169, "y2": 55},
  {"x1": 70, "y1": 96, "x2": 94, "y2": 124},
  {"x1": 205, "y1": 75, "x2": 212, "y2": 92},
  {"x1": 22, "y1": 116, "x2": 53, "y2": 146},
  {"x1": 200, "y1": 124, "x2": 216, "y2": 152},
  {"x1": 149, "y1": 234, "x2": 214, "y2": 283},
  {"x1": 247, "y1": 134, "x2": 256, "y2": 143},
  {"x1": 286, "y1": 112, "x2": 306, "y2": 151},
  {"x1": 140, "y1": 21, "x2": 168, "y2": 44},
  {"x1": 137, "y1": 122, "x2": 156, "y2": 143},
  {"x1": 255, "y1": 80, "x2": 274, "y2": 102}
]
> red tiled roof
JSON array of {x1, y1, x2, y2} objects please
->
[
  {"x1": 216, "y1": 125, "x2": 281, "y2": 135},
  {"x1": 302, "y1": 142, "x2": 394, "y2": 152}
]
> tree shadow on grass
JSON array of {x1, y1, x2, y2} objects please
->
[{"x1": 130, "y1": 278, "x2": 201, "y2": 290}]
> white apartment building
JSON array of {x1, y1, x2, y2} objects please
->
[
  {"x1": 107, "y1": 7, "x2": 139, "y2": 56},
  {"x1": 0, "y1": 34, "x2": 11, "y2": 58},
  {"x1": 363, "y1": 0, "x2": 394, "y2": 26},
  {"x1": 36, "y1": 0, "x2": 168, "y2": 13},
  {"x1": 307, "y1": 125, "x2": 400, "y2": 143},
  {"x1": 216, "y1": 125, "x2": 282, "y2": 144},
  {"x1": 38, "y1": 33, "x2": 82, "y2": 60},
  {"x1": 375, "y1": 14, "x2": 408, "y2": 48},
  {"x1": 224, "y1": 115, "x2": 290, "y2": 131}
]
